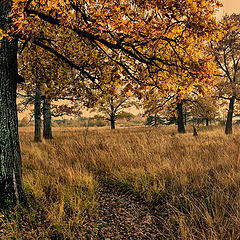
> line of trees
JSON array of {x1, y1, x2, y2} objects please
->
[{"x1": 0, "y1": 0, "x2": 226, "y2": 204}]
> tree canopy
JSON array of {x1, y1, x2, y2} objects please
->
[
  {"x1": 0, "y1": 0, "x2": 224, "y2": 203},
  {"x1": 2, "y1": 0, "x2": 223, "y2": 98}
]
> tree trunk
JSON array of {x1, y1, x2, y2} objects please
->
[
  {"x1": 43, "y1": 97, "x2": 53, "y2": 139},
  {"x1": 110, "y1": 114, "x2": 116, "y2": 129},
  {"x1": 225, "y1": 96, "x2": 235, "y2": 135},
  {"x1": 206, "y1": 117, "x2": 209, "y2": 127},
  {"x1": 193, "y1": 126, "x2": 198, "y2": 136},
  {"x1": 0, "y1": 1, "x2": 25, "y2": 204},
  {"x1": 177, "y1": 101, "x2": 185, "y2": 133},
  {"x1": 154, "y1": 113, "x2": 157, "y2": 127},
  {"x1": 34, "y1": 89, "x2": 42, "y2": 142}
]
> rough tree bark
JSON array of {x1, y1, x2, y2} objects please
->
[
  {"x1": 225, "y1": 96, "x2": 235, "y2": 135},
  {"x1": 177, "y1": 101, "x2": 185, "y2": 133},
  {"x1": 43, "y1": 97, "x2": 53, "y2": 139},
  {"x1": 34, "y1": 89, "x2": 42, "y2": 142},
  {"x1": 0, "y1": 1, "x2": 25, "y2": 203}
]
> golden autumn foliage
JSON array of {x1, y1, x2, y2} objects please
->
[
  {"x1": 189, "y1": 95, "x2": 218, "y2": 120},
  {"x1": 210, "y1": 14, "x2": 240, "y2": 134},
  {"x1": 211, "y1": 14, "x2": 240, "y2": 99},
  {"x1": 0, "y1": 0, "x2": 224, "y2": 101}
]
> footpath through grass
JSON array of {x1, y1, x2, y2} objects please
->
[{"x1": 1, "y1": 126, "x2": 240, "y2": 239}]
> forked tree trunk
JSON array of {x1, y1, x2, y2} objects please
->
[
  {"x1": 225, "y1": 96, "x2": 235, "y2": 135},
  {"x1": 34, "y1": 89, "x2": 42, "y2": 142},
  {"x1": 0, "y1": 1, "x2": 25, "y2": 203},
  {"x1": 43, "y1": 97, "x2": 53, "y2": 139},
  {"x1": 110, "y1": 114, "x2": 116, "y2": 129},
  {"x1": 177, "y1": 101, "x2": 185, "y2": 133}
]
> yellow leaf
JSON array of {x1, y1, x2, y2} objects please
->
[{"x1": 0, "y1": 29, "x2": 8, "y2": 40}]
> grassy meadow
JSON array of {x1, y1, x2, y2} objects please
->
[{"x1": 1, "y1": 125, "x2": 240, "y2": 239}]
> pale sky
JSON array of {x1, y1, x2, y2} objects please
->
[{"x1": 218, "y1": 0, "x2": 240, "y2": 16}]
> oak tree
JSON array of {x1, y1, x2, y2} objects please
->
[
  {"x1": 211, "y1": 14, "x2": 240, "y2": 134},
  {"x1": 92, "y1": 95, "x2": 135, "y2": 129},
  {"x1": 189, "y1": 95, "x2": 218, "y2": 126},
  {"x1": 0, "y1": 0, "x2": 222, "y2": 202}
]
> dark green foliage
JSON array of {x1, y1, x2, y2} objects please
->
[{"x1": 146, "y1": 115, "x2": 176, "y2": 127}]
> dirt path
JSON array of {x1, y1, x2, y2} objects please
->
[{"x1": 83, "y1": 183, "x2": 163, "y2": 240}]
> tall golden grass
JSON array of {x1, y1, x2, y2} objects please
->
[{"x1": 2, "y1": 125, "x2": 240, "y2": 239}]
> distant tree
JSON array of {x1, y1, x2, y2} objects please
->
[
  {"x1": 92, "y1": 95, "x2": 136, "y2": 129},
  {"x1": 189, "y1": 95, "x2": 218, "y2": 126},
  {"x1": 146, "y1": 114, "x2": 160, "y2": 127},
  {"x1": 211, "y1": 14, "x2": 240, "y2": 134},
  {"x1": 146, "y1": 114, "x2": 175, "y2": 127},
  {"x1": 17, "y1": 90, "x2": 81, "y2": 140},
  {"x1": 34, "y1": 88, "x2": 42, "y2": 142},
  {"x1": 18, "y1": 44, "x2": 78, "y2": 140},
  {"x1": 143, "y1": 93, "x2": 186, "y2": 132},
  {"x1": 19, "y1": 117, "x2": 29, "y2": 127},
  {"x1": 143, "y1": 93, "x2": 172, "y2": 126}
]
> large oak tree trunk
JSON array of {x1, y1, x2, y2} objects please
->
[
  {"x1": 177, "y1": 101, "x2": 185, "y2": 133},
  {"x1": 43, "y1": 97, "x2": 53, "y2": 139},
  {"x1": 34, "y1": 89, "x2": 42, "y2": 142},
  {"x1": 110, "y1": 114, "x2": 116, "y2": 129},
  {"x1": 0, "y1": 1, "x2": 25, "y2": 203},
  {"x1": 225, "y1": 96, "x2": 235, "y2": 135}
]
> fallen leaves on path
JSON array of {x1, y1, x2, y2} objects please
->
[{"x1": 83, "y1": 183, "x2": 162, "y2": 239}]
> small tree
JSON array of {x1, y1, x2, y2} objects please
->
[
  {"x1": 19, "y1": 117, "x2": 30, "y2": 127},
  {"x1": 92, "y1": 95, "x2": 136, "y2": 129},
  {"x1": 34, "y1": 88, "x2": 42, "y2": 142},
  {"x1": 189, "y1": 95, "x2": 218, "y2": 126},
  {"x1": 143, "y1": 93, "x2": 186, "y2": 132}
]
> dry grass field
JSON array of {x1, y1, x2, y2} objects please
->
[{"x1": 1, "y1": 125, "x2": 240, "y2": 239}]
